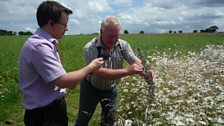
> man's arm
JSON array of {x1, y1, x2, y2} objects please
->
[
  {"x1": 51, "y1": 58, "x2": 103, "y2": 88},
  {"x1": 93, "y1": 59, "x2": 143, "y2": 80}
]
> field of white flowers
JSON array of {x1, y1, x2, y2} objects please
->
[{"x1": 116, "y1": 44, "x2": 224, "y2": 126}]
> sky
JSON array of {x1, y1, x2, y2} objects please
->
[{"x1": 0, "y1": 0, "x2": 224, "y2": 35}]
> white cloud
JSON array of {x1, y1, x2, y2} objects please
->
[
  {"x1": 70, "y1": 18, "x2": 80, "y2": 25},
  {"x1": 0, "y1": 0, "x2": 223, "y2": 34},
  {"x1": 24, "y1": 27, "x2": 36, "y2": 33},
  {"x1": 110, "y1": 0, "x2": 132, "y2": 5},
  {"x1": 0, "y1": 0, "x2": 41, "y2": 21},
  {"x1": 116, "y1": 0, "x2": 224, "y2": 33},
  {"x1": 88, "y1": 1, "x2": 111, "y2": 13}
]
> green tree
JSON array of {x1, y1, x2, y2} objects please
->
[
  {"x1": 18, "y1": 31, "x2": 32, "y2": 35},
  {"x1": 193, "y1": 30, "x2": 198, "y2": 33},
  {"x1": 0, "y1": 29, "x2": 16, "y2": 36},
  {"x1": 124, "y1": 30, "x2": 129, "y2": 34},
  {"x1": 201, "y1": 25, "x2": 219, "y2": 33},
  {"x1": 139, "y1": 31, "x2": 144, "y2": 34}
]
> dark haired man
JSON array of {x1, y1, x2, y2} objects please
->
[{"x1": 19, "y1": 1, "x2": 103, "y2": 126}]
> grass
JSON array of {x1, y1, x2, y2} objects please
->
[{"x1": 0, "y1": 33, "x2": 223, "y2": 126}]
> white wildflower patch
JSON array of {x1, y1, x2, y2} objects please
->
[{"x1": 117, "y1": 44, "x2": 224, "y2": 125}]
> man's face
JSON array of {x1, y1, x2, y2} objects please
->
[
  {"x1": 101, "y1": 25, "x2": 120, "y2": 49},
  {"x1": 52, "y1": 12, "x2": 68, "y2": 39}
]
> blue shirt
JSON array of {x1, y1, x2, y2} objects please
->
[{"x1": 19, "y1": 28, "x2": 66, "y2": 110}]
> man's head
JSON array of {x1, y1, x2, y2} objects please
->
[
  {"x1": 100, "y1": 16, "x2": 121, "y2": 49},
  {"x1": 36, "y1": 1, "x2": 73, "y2": 39}
]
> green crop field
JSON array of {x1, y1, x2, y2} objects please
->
[{"x1": 0, "y1": 33, "x2": 223, "y2": 126}]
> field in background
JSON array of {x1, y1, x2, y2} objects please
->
[{"x1": 0, "y1": 33, "x2": 223, "y2": 126}]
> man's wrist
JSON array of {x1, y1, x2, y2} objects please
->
[
  {"x1": 86, "y1": 64, "x2": 94, "y2": 74},
  {"x1": 123, "y1": 68, "x2": 129, "y2": 76}
]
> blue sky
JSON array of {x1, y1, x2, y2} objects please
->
[{"x1": 0, "y1": 0, "x2": 223, "y2": 35}]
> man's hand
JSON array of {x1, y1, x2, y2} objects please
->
[
  {"x1": 88, "y1": 58, "x2": 104, "y2": 72},
  {"x1": 126, "y1": 63, "x2": 144, "y2": 76},
  {"x1": 142, "y1": 69, "x2": 154, "y2": 81}
]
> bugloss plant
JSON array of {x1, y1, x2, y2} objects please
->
[{"x1": 116, "y1": 44, "x2": 224, "y2": 126}]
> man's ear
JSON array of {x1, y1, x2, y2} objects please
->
[{"x1": 48, "y1": 20, "x2": 54, "y2": 26}]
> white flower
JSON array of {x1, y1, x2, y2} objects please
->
[{"x1": 124, "y1": 119, "x2": 133, "y2": 126}]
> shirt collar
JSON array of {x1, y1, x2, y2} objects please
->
[{"x1": 35, "y1": 28, "x2": 58, "y2": 44}]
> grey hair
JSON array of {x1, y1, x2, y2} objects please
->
[{"x1": 101, "y1": 16, "x2": 121, "y2": 32}]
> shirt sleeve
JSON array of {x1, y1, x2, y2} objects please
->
[
  {"x1": 121, "y1": 40, "x2": 137, "y2": 64},
  {"x1": 31, "y1": 43, "x2": 66, "y2": 83},
  {"x1": 83, "y1": 45, "x2": 98, "y2": 66}
]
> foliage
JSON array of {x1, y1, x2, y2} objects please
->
[
  {"x1": 124, "y1": 30, "x2": 129, "y2": 34},
  {"x1": 18, "y1": 31, "x2": 33, "y2": 35},
  {"x1": 139, "y1": 31, "x2": 144, "y2": 34},
  {"x1": 117, "y1": 44, "x2": 224, "y2": 125},
  {"x1": 0, "y1": 29, "x2": 16, "y2": 36},
  {"x1": 0, "y1": 29, "x2": 33, "y2": 36},
  {"x1": 201, "y1": 25, "x2": 219, "y2": 33},
  {"x1": 193, "y1": 30, "x2": 198, "y2": 33}
]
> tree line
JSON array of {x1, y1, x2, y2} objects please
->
[
  {"x1": 0, "y1": 25, "x2": 220, "y2": 35},
  {"x1": 123, "y1": 25, "x2": 219, "y2": 34},
  {"x1": 0, "y1": 29, "x2": 32, "y2": 36}
]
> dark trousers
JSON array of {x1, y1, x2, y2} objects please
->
[
  {"x1": 24, "y1": 98, "x2": 68, "y2": 126},
  {"x1": 75, "y1": 79, "x2": 117, "y2": 126}
]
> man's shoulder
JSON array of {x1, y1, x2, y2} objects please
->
[
  {"x1": 25, "y1": 34, "x2": 53, "y2": 49},
  {"x1": 84, "y1": 37, "x2": 97, "y2": 49},
  {"x1": 21, "y1": 36, "x2": 54, "y2": 58},
  {"x1": 119, "y1": 39, "x2": 129, "y2": 44},
  {"x1": 118, "y1": 39, "x2": 129, "y2": 47}
]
